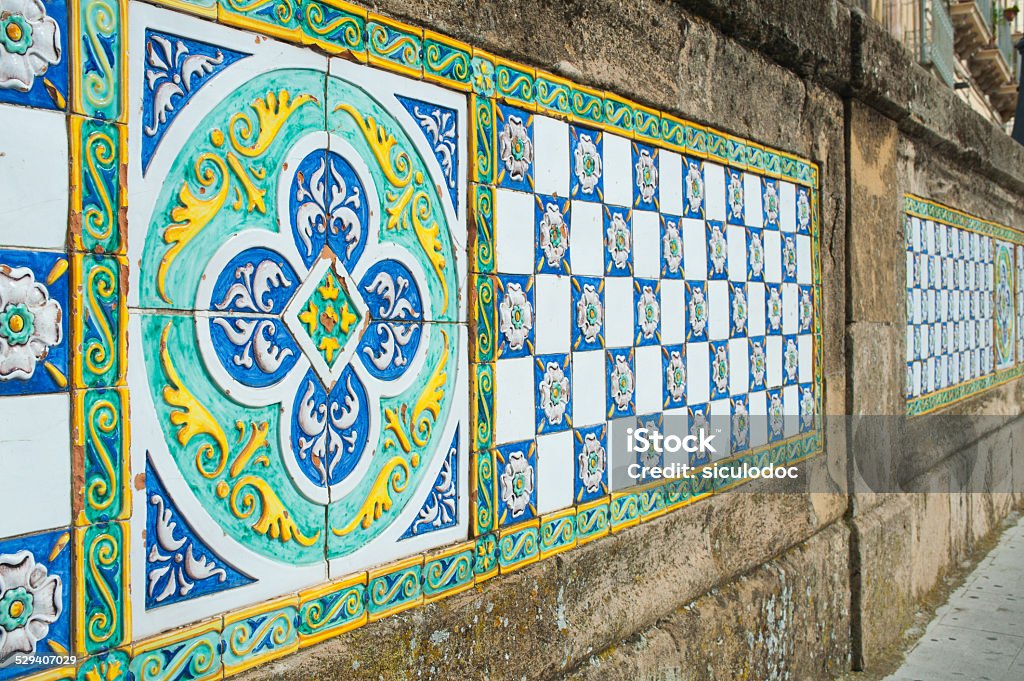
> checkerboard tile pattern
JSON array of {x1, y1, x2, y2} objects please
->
[{"x1": 489, "y1": 107, "x2": 818, "y2": 528}]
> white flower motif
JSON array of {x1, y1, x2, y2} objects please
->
[
  {"x1": 665, "y1": 351, "x2": 686, "y2": 403},
  {"x1": 689, "y1": 287, "x2": 707, "y2": 338},
  {"x1": 499, "y1": 115, "x2": 533, "y2": 182},
  {"x1": 711, "y1": 345, "x2": 729, "y2": 394},
  {"x1": 797, "y1": 190, "x2": 811, "y2": 230},
  {"x1": 732, "y1": 400, "x2": 749, "y2": 448},
  {"x1": 783, "y1": 236, "x2": 797, "y2": 279},
  {"x1": 606, "y1": 213, "x2": 631, "y2": 271},
  {"x1": 576, "y1": 283, "x2": 603, "y2": 343},
  {"x1": 0, "y1": 0, "x2": 60, "y2": 93},
  {"x1": 538, "y1": 202, "x2": 568, "y2": 268},
  {"x1": 498, "y1": 282, "x2": 533, "y2": 351},
  {"x1": 750, "y1": 341, "x2": 766, "y2": 387},
  {"x1": 573, "y1": 133, "x2": 601, "y2": 194},
  {"x1": 539, "y1": 361, "x2": 570, "y2": 426},
  {"x1": 662, "y1": 220, "x2": 683, "y2": 275},
  {"x1": 609, "y1": 355, "x2": 634, "y2": 411},
  {"x1": 499, "y1": 450, "x2": 534, "y2": 519},
  {"x1": 748, "y1": 231, "x2": 764, "y2": 278},
  {"x1": 768, "y1": 393, "x2": 784, "y2": 437},
  {"x1": 689, "y1": 410, "x2": 709, "y2": 459},
  {"x1": 634, "y1": 149, "x2": 657, "y2": 204},
  {"x1": 764, "y1": 182, "x2": 780, "y2": 225},
  {"x1": 800, "y1": 387, "x2": 815, "y2": 430},
  {"x1": 578, "y1": 434, "x2": 606, "y2": 494},
  {"x1": 728, "y1": 171, "x2": 744, "y2": 221},
  {"x1": 732, "y1": 288, "x2": 747, "y2": 334},
  {"x1": 686, "y1": 160, "x2": 704, "y2": 214},
  {"x1": 708, "y1": 223, "x2": 727, "y2": 276},
  {"x1": 636, "y1": 285, "x2": 660, "y2": 340},
  {"x1": 0, "y1": 265, "x2": 62, "y2": 381},
  {"x1": 0, "y1": 551, "x2": 62, "y2": 665},
  {"x1": 799, "y1": 288, "x2": 813, "y2": 332},
  {"x1": 638, "y1": 423, "x2": 660, "y2": 468},
  {"x1": 784, "y1": 338, "x2": 799, "y2": 382},
  {"x1": 766, "y1": 287, "x2": 783, "y2": 332}
]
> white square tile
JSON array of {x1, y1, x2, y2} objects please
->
[
  {"x1": 708, "y1": 399, "x2": 731, "y2": 460},
  {"x1": 0, "y1": 105, "x2": 69, "y2": 250},
  {"x1": 495, "y1": 188, "x2": 535, "y2": 274},
  {"x1": 729, "y1": 338, "x2": 749, "y2": 395},
  {"x1": 782, "y1": 283, "x2": 798, "y2": 335},
  {"x1": 634, "y1": 344, "x2": 663, "y2": 414},
  {"x1": 764, "y1": 230, "x2": 782, "y2": 283},
  {"x1": 779, "y1": 181, "x2": 797, "y2": 232},
  {"x1": 704, "y1": 162, "x2": 727, "y2": 222},
  {"x1": 748, "y1": 391, "x2": 768, "y2": 446},
  {"x1": 534, "y1": 115, "x2": 570, "y2": 198},
  {"x1": 535, "y1": 274, "x2": 571, "y2": 354},
  {"x1": 570, "y1": 200, "x2": 604, "y2": 276},
  {"x1": 682, "y1": 218, "x2": 707, "y2": 280},
  {"x1": 662, "y1": 407, "x2": 689, "y2": 467},
  {"x1": 603, "y1": 133, "x2": 632, "y2": 207},
  {"x1": 495, "y1": 357, "x2": 536, "y2": 444},
  {"x1": 783, "y1": 385, "x2": 799, "y2": 437},
  {"x1": 608, "y1": 416, "x2": 638, "y2": 491},
  {"x1": 766, "y1": 336, "x2": 783, "y2": 388},
  {"x1": 727, "y1": 224, "x2": 747, "y2": 282},
  {"x1": 659, "y1": 150, "x2": 683, "y2": 215},
  {"x1": 707, "y1": 280, "x2": 729, "y2": 341},
  {"x1": 0, "y1": 394, "x2": 71, "y2": 537},
  {"x1": 536, "y1": 430, "x2": 574, "y2": 514},
  {"x1": 572, "y1": 350, "x2": 606, "y2": 427},
  {"x1": 604, "y1": 276, "x2": 634, "y2": 348},
  {"x1": 632, "y1": 211, "x2": 661, "y2": 277},
  {"x1": 686, "y1": 341, "x2": 710, "y2": 404},
  {"x1": 743, "y1": 172, "x2": 764, "y2": 228},
  {"x1": 748, "y1": 282, "x2": 766, "y2": 336},
  {"x1": 797, "y1": 234, "x2": 812, "y2": 284},
  {"x1": 661, "y1": 279, "x2": 686, "y2": 344},
  {"x1": 799, "y1": 334, "x2": 813, "y2": 383}
]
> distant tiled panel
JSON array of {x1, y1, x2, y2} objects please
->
[
  {"x1": 489, "y1": 110, "x2": 819, "y2": 525},
  {"x1": 904, "y1": 196, "x2": 1024, "y2": 416}
]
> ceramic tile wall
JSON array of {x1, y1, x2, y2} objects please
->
[
  {"x1": 904, "y1": 196, "x2": 1024, "y2": 416},
  {"x1": 0, "y1": 0, "x2": 827, "y2": 676},
  {"x1": 0, "y1": 0, "x2": 74, "y2": 673}
]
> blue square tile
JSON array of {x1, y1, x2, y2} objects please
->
[
  {"x1": 570, "y1": 125, "x2": 603, "y2": 202},
  {"x1": 767, "y1": 389, "x2": 784, "y2": 442},
  {"x1": 748, "y1": 336, "x2": 767, "y2": 390},
  {"x1": 606, "y1": 348, "x2": 635, "y2": 417},
  {"x1": 0, "y1": 0, "x2": 69, "y2": 111},
  {"x1": 799, "y1": 382, "x2": 815, "y2": 432},
  {"x1": 603, "y1": 206, "x2": 632, "y2": 276},
  {"x1": 731, "y1": 396, "x2": 749, "y2": 452},
  {"x1": 635, "y1": 412, "x2": 663, "y2": 478},
  {"x1": 782, "y1": 334, "x2": 799, "y2": 385},
  {"x1": 746, "y1": 226, "x2": 765, "y2": 281},
  {"x1": 762, "y1": 178, "x2": 780, "y2": 229},
  {"x1": 662, "y1": 343, "x2": 685, "y2": 409},
  {"x1": 535, "y1": 194, "x2": 570, "y2": 274},
  {"x1": 765, "y1": 284, "x2": 783, "y2": 336},
  {"x1": 729, "y1": 282, "x2": 747, "y2": 337},
  {"x1": 682, "y1": 156, "x2": 704, "y2": 219},
  {"x1": 633, "y1": 278, "x2": 660, "y2": 346},
  {"x1": 0, "y1": 249, "x2": 69, "y2": 395},
  {"x1": 706, "y1": 221, "x2": 728, "y2": 280},
  {"x1": 687, "y1": 403, "x2": 711, "y2": 466},
  {"x1": 496, "y1": 274, "x2": 534, "y2": 358},
  {"x1": 573, "y1": 424, "x2": 607, "y2": 503},
  {"x1": 0, "y1": 529, "x2": 72, "y2": 681},
  {"x1": 632, "y1": 141, "x2": 659, "y2": 211},
  {"x1": 782, "y1": 233, "x2": 797, "y2": 283},
  {"x1": 796, "y1": 186, "x2": 811, "y2": 235},
  {"x1": 571, "y1": 275, "x2": 604, "y2": 351},
  {"x1": 685, "y1": 281, "x2": 707, "y2": 342},
  {"x1": 535, "y1": 353, "x2": 571, "y2": 434},
  {"x1": 496, "y1": 440, "x2": 537, "y2": 527},
  {"x1": 798, "y1": 284, "x2": 813, "y2": 333},
  {"x1": 495, "y1": 103, "x2": 534, "y2": 192},
  {"x1": 709, "y1": 340, "x2": 729, "y2": 399},
  {"x1": 726, "y1": 168, "x2": 744, "y2": 225},
  {"x1": 660, "y1": 214, "x2": 683, "y2": 279}
]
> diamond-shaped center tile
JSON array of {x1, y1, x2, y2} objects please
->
[{"x1": 283, "y1": 249, "x2": 367, "y2": 388}]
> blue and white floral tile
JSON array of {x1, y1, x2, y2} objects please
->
[
  {"x1": 0, "y1": 249, "x2": 68, "y2": 396},
  {"x1": 762, "y1": 178, "x2": 781, "y2": 230},
  {"x1": 494, "y1": 102, "x2": 534, "y2": 192},
  {"x1": 570, "y1": 276, "x2": 604, "y2": 351},
  {"x1": 495, "y1": 440, "x2": 537, "y2": 527},
  {"x1": 603, "y1": 206, "x2": 633, "y2": 277},
  {"x1": 535, "y1": 353, "x2": 571, "y2": 435},
  {"x1": 632, "y1": 142, "x2": 658, "y2": 212},
  {"x1": 633, "y1": 278, "x2": 661, "y2": 346},
  {"x1": 572, "y1": 424, "x2": 607, "y2": 504},
  {"x1": 0, "y1": 0, "x2": 68, "y2": 111},
  {"x1": 0, "y1": 529, "x2": 71, "y2": 681},
  {"x1": 682, "y1": 156, "x2": 704, "y2": 219},
  {"x1": 726, "y1": 168, "x2": 745, "y2": 225},
  {"x1": 605, "y1": 348, "x2": 635, "y2": 418},
  {"x1": 661, "y1": 343, "x2": 686, "y2": 409},
  {"x1": 535, "y1": 194, "x2": 570, "y2": 275},
  {"x1": 496, "y1": 274, "x2": 535, "y2": 358},
  {"x1": 660, "y1": 215, "x2": 684, "y2": 279},
  {"x1": 569, "y1": 125, "x2": 603, "y2": 202},
  {"x1": 0, "y1": 105, "x2": 68, "y2": 250}
]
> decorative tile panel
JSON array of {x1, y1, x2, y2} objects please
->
[{"x1": 904, "y1": 196, "x2": 1024, "y2": 416}]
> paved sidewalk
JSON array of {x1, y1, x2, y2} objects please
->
[{"x1": 884, "y1": 514, "x2": 1024, "y2": 681}]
